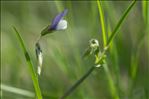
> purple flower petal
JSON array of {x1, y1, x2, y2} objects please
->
[{"x1": 49, "y1": 9, "x2": 68, "y2": 30}]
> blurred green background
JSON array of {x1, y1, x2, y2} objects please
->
[{"x1": 1, "y1": 1, "x2": 149, "y2": 99}]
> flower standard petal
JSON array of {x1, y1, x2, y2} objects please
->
[
  {"x1": 49, "y1": 9, "x2": 68, "y2": 30},
  {"x1": 41, "y1": 9, "x2": 68, "y2": 36}
]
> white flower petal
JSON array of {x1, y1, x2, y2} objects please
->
[
  {"x1": 35, "y1": 43, "x2": 43, "y2": 75},
  {"x1": 37, "y1": 66, "x2": 41, "y2": 75},
  {"x1": 90, "y1": 39, "x2": 99, "y2": 48},
  {"x1": 38, "y1": 52, "x2": 43, "y2": 67},
  {"x1": 37, "y1": 52, "x2": 43, "y2": 75},
  {"x1": 95, "y1": 64, "x2": 101, "y2": 67},
  {"x1": 56, "y1": 19, "x2": 67, "y2": 30}
]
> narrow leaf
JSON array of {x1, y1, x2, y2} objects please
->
[
  {"x1": 13, "y1": 27, "x2": 42, "y2": 99},
  {"x1": 97, "y1": 0, "x2": 107, "y2": 47},
  {"x1": 107, "y1": 0, "x2": 136, "y2": 46}
]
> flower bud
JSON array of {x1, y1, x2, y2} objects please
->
[{"x1": 35, "y1": 43, "x2": 43, "y2": 75}]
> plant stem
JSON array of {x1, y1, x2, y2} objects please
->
[
  {"x1": 60, "y1": 1, "x2": 136, "y2": 98},
  {"x1": 107, "y1": 0, "x2": 136, "y2": 46},
  {"x1": 103, "y1": 63, "x2": 119, "y2": 99},
  {"x1": 13, "y1": 27, "x2": 42, "y2": 99},
  {"x1": 97, "y1": 1, "x2": 119, "y2": 98},
  {"x1": 97, "y1": 0, "x2": 107, "y2": 47},
  {"x1": 60, "y1": 66, "x2": 95, "y2": 99}
]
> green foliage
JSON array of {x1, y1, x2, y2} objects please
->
[{"x1": 1, "y1": 1, "x2": 148, "y2": 99}]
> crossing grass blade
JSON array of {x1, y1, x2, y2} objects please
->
[
  {"x1": 97, "y1": 1, "x2": 119, "y2": 99},
  {"x1": 107, "y1": 0, "x2": 136, "y2": 46},
  {"x1": 60, "y1": 1, "x2": 136, "y2": 99},
  {"x1": 13, "y1": 27, "x2": 42, "y2": 99},
  {"x1": 97, "y1": 0, "x2": 107, "y2": 47},
  {"x1": 1, "y1": 84, "x2": 34, "y2": 98},
  {"x1": 1, "y1": 83, "x2": 58, "y2": 99}
]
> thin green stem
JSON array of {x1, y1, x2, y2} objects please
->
[
  {"x1": 60, "y1": 66, "x2": 95, "y2": 99},
  {"x1": 60, "y1": 1, "x2": 136, "y2": 99},
  {"x1": 1, "y1": 83, "x2": 58, "y2": 99},
  {"x1": 107, "y1": 0, "x2": 136, "y2": 46},
  {"x1": 1, "y1": 84, "x2": 34, "y2": 97},
  {"x1": 97, "y1": 1, "x2": 119, "y2": 98},
  {"x1": 97, "y1": 0, "x2": 107, "y2": 47},
  {"x1": 103, "y1": 63, "x2": 119, "y2": 99},
  {"x1": 13, "y1": 27, "x2": 42, "y2": 99},
  {"x1": 142, "y1": 0, "x2": 148, "y2": 24},
  {"x1": 107, "y1": 22, "x2": 120, "y2": 97}
]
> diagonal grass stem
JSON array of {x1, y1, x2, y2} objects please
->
[
  {"x1": 107, "y1": 0, "x2": 136, "y2": 46},
  {"x1": 13, "y1": 27, "x2": 42, "y2": 99}
]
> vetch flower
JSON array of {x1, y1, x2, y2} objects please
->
[
  {"x1": 83, "y1": 39, "x2": 100, "y2": 58},
  {"x1": 83, "y1": 39, "x2": 106, "y2": 67},
  {"x1": 89, "y1": 39, "x2": 99, "y2": 55},
  {"x1": 41, "y1": 9, "x2": 68, "y2": 36},
  {"x1": 35, "y1": 42, "x2": 43, "y2": 75},
  {"x1": 89, "y1": 39, "x2": 99, "y2": 49}
]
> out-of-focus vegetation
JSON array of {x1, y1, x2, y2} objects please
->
[{"x1": 1, "y1": 1, "x2": 149, "y2": 99}]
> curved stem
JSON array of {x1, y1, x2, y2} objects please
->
[{"x1": 60, "y1": 66, "x2": 95, "y2": 99}]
